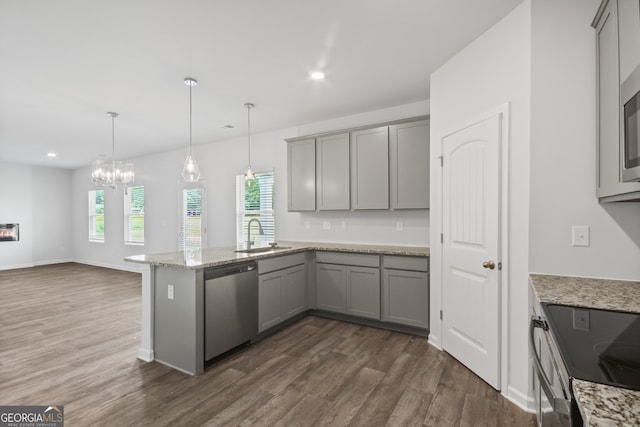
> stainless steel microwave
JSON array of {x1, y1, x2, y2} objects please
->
[{"x1": 621, "y1": 64, "x2": 640, "y2": 182}]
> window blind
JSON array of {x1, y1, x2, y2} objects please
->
[
  {"x1": 88, "y1": 189, "x2": 105, "y2": 242},
  {"x1": 179, "y1": 184, "x2": 206, "y2": 252},
  {"x1": 124, "y1": 186, "x2": 144, "y2": 245},
  {"x1": 236, "y1": 172, "x2": 275, "y2": 245}
]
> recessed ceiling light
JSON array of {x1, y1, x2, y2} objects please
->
[
  {"x1": 310, "y1": 71, "x2": 325, "y2": 80},
  {"x1": 223, "y1": 124, "x2": 235, "y2": 129},
  {"x1": 46, "y1": 152, "x2": 57, "y2": 158}
]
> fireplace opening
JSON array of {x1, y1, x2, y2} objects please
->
[{"x1": 0, "y1": 223, "x2": 19, "y2": 242}]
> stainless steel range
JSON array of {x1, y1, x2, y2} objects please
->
[{"x1": 530, "y1": 304, "x2": 640, "y2": 426}]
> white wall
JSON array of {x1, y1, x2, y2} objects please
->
[
  {"x1": 429, "y1": 0, "x2": 531, "y2": 409},
  {"x1": 71, "y1": 102, "x2": 430, "y2": 271},
  {"x1": 529, "y1": 0, "x2": 640, "y2": 280},
  {"x1": 0, "y1": 162, "x2": 73, "y2": 269}
]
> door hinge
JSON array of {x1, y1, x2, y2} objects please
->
[
  {"x1": 440, "y1": 310, "x2": 443, "y2": 320},
  {"x1": 438, "y1": 155, "x2": 443, "y2": 167},
  {"x1": 498, "y1": 262, "x2": 503, "y2": 271},
  {"x1": 440, "y1": 233, "x2": 443, "y2": 244}
]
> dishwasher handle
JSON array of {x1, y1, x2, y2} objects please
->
[
  {"x1": 205, "y1": 262, "x2": 256, "y2": 280},
  {"x1": 529, "y1": 316, "x2": 571, "y2": 416}
]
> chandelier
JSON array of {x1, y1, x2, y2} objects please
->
[{"x1": 91, "y1": 112, "x2": 135, "y2": 192}]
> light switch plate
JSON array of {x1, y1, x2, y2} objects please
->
[{"x1": 572, "y1": 225, "x2": 590, "y2": 247}]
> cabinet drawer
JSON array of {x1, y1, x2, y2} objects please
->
[
  {"x1": 258, "y1": 252, "x2": 306, "y2": 275},
  {"x1": 383, "y1": 256, "x2": 428, "y2": 272},
  {"x1": 315, "y1": 251, "x2": 380, "y2": 268}
]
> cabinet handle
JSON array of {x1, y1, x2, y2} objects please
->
[{"x1": 482, "y1": 261, "x2": 495, "y2": 270}]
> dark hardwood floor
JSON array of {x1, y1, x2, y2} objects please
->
[{"x1": 0, "y1": 263, "x2": 536, "y2": 426}]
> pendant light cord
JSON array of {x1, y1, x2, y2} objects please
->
[
  {"x1": 247, "y1": 104, "x2": 251, "y2": 166},
  {"x1": 189, "y1": 83, "x2": 193, "y2": 156}
]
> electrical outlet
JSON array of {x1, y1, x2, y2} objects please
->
[
  {"x1": 323, "y1": 221, "x2": 331, "y2": 230},
  {"x1": 305, "y1": 220, "x2": 311, "y2": 230},
  {"x1": 168, "y1": 284, "x2": 174, "y2": 300},
  {"x1": 341, "y1": 221, "x2": 347, "y2": 230},
  {"x1": 572, "y1": 308, "x2": 589, "y2": 330},
  {"x1": 396, "y1": 221, "x2": 403, "y2": 231},
  {"x1": 572, "y1": 225, "x2": 590, "y2": 247}
]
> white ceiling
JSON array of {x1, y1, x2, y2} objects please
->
[{"x1": 0, "y1": 0, "x2": 523, "y2": 169}]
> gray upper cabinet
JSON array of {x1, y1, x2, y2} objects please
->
[
  {"x1": 287, "y1": 138, "x2": 316, "y2": 211},
  {"x1": 593, "y1": 0, "x2": 640, "y2": 201},
  {"x1": 286, "y1": 116, "x2": 430, "y2": 210},
  {"x1": 350, "y1": 126, "x2": 390, "y2": 209},
  {"x1": 316, "y1": 133, "x2": 350, "y2": 210},
  {"x1": 389, "y1": 120, "x2": 430, "y2": 209}
]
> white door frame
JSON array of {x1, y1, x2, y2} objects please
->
[{"x1": 432, "y1": 102, "x2": 510, "y2": 392}]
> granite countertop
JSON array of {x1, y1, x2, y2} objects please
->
[
  {"x1": 529, "y1": 274, "x2": 640, "y2": 314},
  {"x1": 529, "y1": 274, "x2": 640, "y2": 426},
  {"x1": 124, "y1": 240, "x2": 430, "y2": 269},
  {"x1": 573, "y1": 379, "x2": 640, "y2": 427}
]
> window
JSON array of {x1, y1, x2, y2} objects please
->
[
  {"x1": 124, "y1": 186, "x2": 144, "y2": 245},
  {"x1": 236, "y1": 172, "x2": 275, "y2": 246},
  {"x1": 88, "y1": 189, "x2": 105, "y2": 242},
  {"x1": 179, "y1": 184, "x2": 206, "y2": 253}
]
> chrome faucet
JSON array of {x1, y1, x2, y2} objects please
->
[{"x1": 246, "y1": 218, "x2": 264, "y2": 249}]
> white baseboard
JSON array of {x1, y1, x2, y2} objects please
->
[
  {"x1": 137, "y1": 348, "x2": 154, "y2": 362},
  {"x1": 73, "y1": 258, "x2": 144, "y2": 273},
  {"x1": 427, "y1": 334, "x2": 442, "y2": 350},
  {"x1": 0, "y1": 262, "x2": 34, "y2": 271},
  {"x1": 33, "y1": 258, "x2": 74, "y2": 266},
  {"x1": 504, "y1": 385, "x2": 535, "y2": 413}
]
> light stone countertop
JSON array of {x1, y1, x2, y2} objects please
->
[
  {"x1": 529, "y1": 274, "x2": 640, "y2": 427},
  {"x1": 124, "y1": 240, "x2": 429, "y2": 269},
  {"x1": 529, "y1": 274, "x2": 640, "y2": 314},
  {"x1": 572, "y1": 379, "x2": 640, "y2": 427}
]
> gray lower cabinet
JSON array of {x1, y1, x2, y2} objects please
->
[
  {"x1": 315, "y1": 252, "x2": 381, "y2": 320},
  {"x1": 258, "y1": 254, "x2": 307, "y2": 333},
  {"x1": 346, "y1": 266, "x2": 380, "y2": 319},
  {"x1": 381, "y1": 256, "x2": 429, "y2": 329},
  {"x1": 315, "y1": 263, "x2": 347, "y2": 313}
]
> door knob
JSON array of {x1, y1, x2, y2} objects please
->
[{"x1": 483, "y1": 261, "x2": 496, "y2": 270}]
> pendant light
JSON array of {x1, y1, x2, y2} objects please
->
[
  {"x1": 91, "y1": 112, "x2": 135, "y2": 192},
  {"x1": 182, "y1": 77, "x2": 201, "y2": 182},
  {"x1": 244, "y1": 102, "x2": 255, "y2": 182}
]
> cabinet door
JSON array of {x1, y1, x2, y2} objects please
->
[
  {"x1": 315, "y1": 263, "x2": 347, "y2": 313},
  {"x1": 287, "y1": 139, "x2": 316, "y2": 211},
  {"x1": 382, "y1": 269, "x2": 428, "y2": 329},
  {"x1": 389, "y1": 120, "x2": 430, "y2": 209},
  {"x1": 258, "y1": 270, "x2": 283, "y2": 332},
  {"x1": 282, "y1": 264, "x2": 307, "y2": 318},
  {"x1": 595, "y1": 0, "x2": 640, "y2": 199},
  {"x1": 316, "y1": 133, "x2": 350, "y2": 210},
  {"x1": 350, "y1": 126, "x2": 389, "y2": 209},
  {"x1": 618, "y1": 0, "x2": 640, "y2": 82},
  {"x1": 346, "y1": 266, "x2": 380, "y2": 319}
]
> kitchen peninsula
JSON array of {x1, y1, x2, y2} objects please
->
[{"x1": 126, "y1": 241, "x2": 430, "y2": 375}]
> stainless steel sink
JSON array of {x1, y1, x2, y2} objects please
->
[{"x1": 234, "y1": 246, "x2": 292, "y2": 254}]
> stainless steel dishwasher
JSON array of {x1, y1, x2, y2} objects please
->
[{"x1": 204, "y1": 262, "x2": 257, "y2": 361}]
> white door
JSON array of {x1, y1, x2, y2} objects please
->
[{"x1": 441, "y1": 113, "x2": 501, "y2": 389}]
